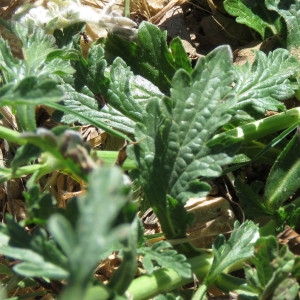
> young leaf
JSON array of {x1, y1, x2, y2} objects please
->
[
  {"x1": 265, "y1": 0, "x2": 300, "y2": 54},
  {"x1": 105, "y1": 22, "x2": 192, "y2": 93},
  {"x1": 53, "y1": 22, "x2": 86, "y2": 48},
  {"x1": 233, "y1": 49, "x2": 299, "y2": 121},
  {"x1": 138, "y1": 241, "x2": 191, "y2": 279},
  {"x1": 223, "y1": 0, "x2": 283, "y2": 39},
  {"x1": 204, "y1": 221, "x2": 259, "y2": 287},
  {"x1": 264, "y1": 129, "x2": 300, "y2": 211},
  {"x1": 244, "y1": 236, "x2": 299, "y2": 300},
  {"x1": 48, "y1": 167, "x2": 132, "y2": 299},
  {"x1": 127, "y1": 45, "x2": 236, "y2": 242},
  {"x1": 235, "y1": 178, "x2": 273, "y2": 219}
]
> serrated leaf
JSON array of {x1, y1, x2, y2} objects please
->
[
  {"x1": 233, "y1": 49, "x2": 299, "y2": 121},
  {"x1": 59, "y1": 84, "x2": 136, "y2": 134},
  {"x1": 107, "y1": 57, "x2": 162, "y2": 123},
  {"x1": 60, "y1": 58, "x2": 162, "y2": 135},
  {"x1": 204, "y1": 221, "x2": 259, "y2": 287},
  {"x1": 128, "y1": 45, "x2": 236, "y2": 240},
  {"x1": 224, "y1": 0, "x2": 283, "y2": 38},
  {"x1": 265, "y1": 0, "x2": 300, "y2": 54},
  {"x1": 264, "y1": 131, "x2": 300, "y2": 211},
  {"x1": 138, "y1": 241, "x2": 191, "y2": 279},
  {"x1": 105, "y1": 22, "x2": 192, "y2": 93}
]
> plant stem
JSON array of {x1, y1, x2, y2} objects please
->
[
  {"x1": 126, "y1": 252, "x2": 213, "y2": 300},
  {"x1": 212, "y1": 107, "x2": 300, "y2": 144},
  {"x1": 94, "y1": 150, "x2": 136, "y2": 170}
]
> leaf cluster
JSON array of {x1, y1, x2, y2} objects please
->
[{"x1": 0, "y1": 2, "x2": 299, "y2": 299}]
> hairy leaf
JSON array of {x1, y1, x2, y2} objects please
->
[
  {"x1": 60, "y1": 47, "x2": 162, "y2": 134},
  {"x1": 59, "y1": 84, "x2": 136, "y2": 134},
  {"x1": 127, "y1": 45, "x2": 236, "y2": 240},
  {"x1": 233, "y1": 49, "x2": 299, "y2": 121}
]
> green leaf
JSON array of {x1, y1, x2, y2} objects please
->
[
  {"x1": 0, "y1": 218, "x2": 69, "y2": 280},
  {"x1": 244, "y1": 236, "x2": 299, "y2": 299},
  {"x1": 107, "y1": 57, "x2": 162, "y2": 123},
  {"x1": 53, "y1": 22, "x2": 85, "y2": 48},
  {"x1": 13, "y1": 261, "x2": 68, "y2": 280},
  {"x1": 265, "y1": 0, "x2": 300, "y2": 53},
  {"x1": 224, "y1": 0, "x2": 283, "y2": 39},
  {"x1": 108, "y1": 218, "x2": 139, "y2": 294},
  {"x1": 83, "y1": 44, "x2": 110, "y2": 95},
  {"x1": 204, "y1": 221, "x2": 259, "y2": 287},
  {"x1": 59, "y1": 84, "x2": 136, "y2": 134},
  {"x1": 233, "y1": 49, "x2": 299, "y2": 121},
  {"x1": 127, "y1": 45, "x2": 236, "y2": 241},
  {"x1": 0, "y1": 78, "x2": 62, "y2": 131},
  {"x1": 60, "y1": 55, "x2": 162, "y2": 135},
  {"x1": 105, "y1": 22, "x2": 192, "y2": 93},
  {"x1": 235, "y1": 178, "x2": 272, "y2": 219},
  {"x1": 48, "y1": 167, "x2": 132, "y2": 298},
  {"x1": 11, "y1": 144, "x2": 41, "y2": 172},
  {"x1": 138, "y1": 241, "x2": 191, "y2": 279},
  {"x1": 23, "y1": 183, "x2": 56, "y2": 223},
  {"x1": 264, "y1": 130, "x2": 300, "y2": 211}
]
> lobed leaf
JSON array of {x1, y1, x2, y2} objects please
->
[
  {"x1": 59, "y1": 84, "x2": 136, "y2": 134},
  {"x1": 138, "y1": 241, "x2": 191, "y2": 279},
  {"x1": 60, "y1": 45, "x2": 162, "y2": 134},
  {"x1": 233, "y1": 49, "x2": 299, "y2": 121},
  {"x1": 128, "y1": 45, "x2": 236, "y2": 240},
  {"x1": 204, "y1": 221, "x2": 259, "y2": 286},
  {"x1": 104, "y1": 22, "x2": 192, "y2": 93}
]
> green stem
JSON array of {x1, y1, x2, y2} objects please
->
[
  {"x1": 94, "y1": 151, "x2": 137, "y2": 170},
  {"x1": 212, "y1": 107, "x2": 300, "y2": 144},
  {"x1": 126, "y1": 252, "x2": 213, "y2": 300},
  {"x1": 127, "y1": 251, "x2": 258, "y2": 300},
  {"x1": 0, "y1": 125, "x2": 26, "y2": 145}
]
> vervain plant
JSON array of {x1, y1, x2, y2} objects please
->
[{"x1": 0, "y1": 0, "x2": 299, "y2": 299}]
